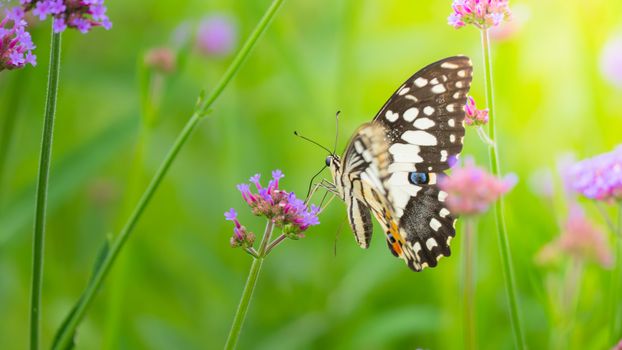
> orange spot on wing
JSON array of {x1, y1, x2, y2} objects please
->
[{"x1": 392, "y1": 241, "x2": 403, "y2": 256}]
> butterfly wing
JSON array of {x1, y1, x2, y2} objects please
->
[
  {"x1": 373, "y1": 56, "x2": 473, "y2": 270},
  {"x1": 346, "y1": 198, "x2": 374, "y2": 248},
  {"x1": 339, "y1": 123, "x2": 391, "y2": 248},
  {"x1": 373, "y1": 56, "x2": 473, "y2": 172}
]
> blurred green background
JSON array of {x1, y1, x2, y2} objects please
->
[{"x1": 1, "y1": 0, "x2": 622, "y2": 349}]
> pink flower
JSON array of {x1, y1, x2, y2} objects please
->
[
  {"x1": 612, "y1": 339, "x2": 622, "y2": 350},
  {"x1": 464, "y1": 96, "x2": 489, "y2": 126},
  {"x1": 144, "y1": 47, "x2": 176, "y2": 74},
  {"x1": 448, "y1": 0, "x2": 512, "y2": 30},
  {"x1": 438, "y1": 158, "x2": 516, "y2": 216},
  {"x1": 567, "y1": 145, "x2": 622, "y2": 202},
  {"x1": 537, "y1": 205, "x2": 613, "y2": 268},
  {"x1": 601, "y1": 34, "x2": 622, "y2": 88}
]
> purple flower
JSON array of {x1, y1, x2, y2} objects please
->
[
  {"x1": 237, "y1": 183, "x2": 255, "y2": 205},
  {"x1": 32, "y1": 1, "x2": 52, "y2": 20},
  {"x1": 601, "y1": 34, "x2": 622, "y2": 88},
  {"x1": 224, "y1": 208, "x2": 238, "y2": 222},
  {"x1": 224, "y1": 208, "x2": 254, "y2": 248},
  {"x1": 250, "y1": 174, "x2": 262, "y2": 189},
  {"x1": 52, "y1": 17, "x2": 66, "y2": 32},
  {"x1": 227, "y1": 170, "x2": 321, "y2": 243},
  {"x1": 448, "y1": 0, "x2": 512, "y2": 30},
  {"x1": 268, "y1": 169, "x2": 284, "y2": 191},
  {"x1": 21, "y1": 0, "x2": 112, "y2": 33},
  {"x1": 567, "y1": 145, "x2": 622, "y2": 202},
  {"x1": 0, "y1": 6, "x2": 37, "y2": 71},
  {"x1": 196, "y1": 14, "x2": 237, "y2": 57},
  {"x1": 438, "y1": 158, "x2": 517, "y2": 216}
]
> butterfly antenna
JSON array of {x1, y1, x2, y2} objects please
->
[
  {"x1": 306, "y1": 165, "x2": 327, "y2": 199},
  {"x1": 332, "y1": 111, "x2": 340, "y2": 155},
  {"x1": 294, "y1": 131, "x2": 332, "y2": 154}
]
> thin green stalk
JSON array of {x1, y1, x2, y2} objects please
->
[
  {"x1": 610, "y1": 202, "x2": 622, "y2": 343},
  {"x1": 52, "y1": 1, "x2": 285, "y2": 348},
  {"x1": 225, "y1": 220, "x2": 274, "y2": 350},
  {"x1": 462, "y1": 219, "x2": 476, "y2": 350},
  {"x1": 30, "y1": 30, "x2": 62, "y2": 350},
  {"x1": 480, "y1": 28, "x2": 526, "y2": 349}
]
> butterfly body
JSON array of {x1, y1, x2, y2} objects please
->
[{"x1": 326, "y1": 56, "x2": 473, "y2": 271}]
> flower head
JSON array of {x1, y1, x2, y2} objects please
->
[
  {"x1": 0, "y1": 6, "x2": 36, "y2": 71},
  {"x1": 21, "y1": 0, "x2": 112, "y2": 33},
  {"x1": 601, "y1": 34, "x2": 622, "y2": 88},
  {"x1": 448, "y1": 0, "x2": 512, "y2": 29},
  {"x1": 224, "y1": 208, "x2": 255, "y2": 248},
  {"x1": 231, "y1": 170, "x2": 320, "y2": 239},
  {"x1": 438, "y1": 158, "x2": 516, "y2": 216},
  {"x1": 464, "y1": 96, "x2": 489, "y2": 126},
  {"x1": 196, "y1": 14, "x2": 237, "y2": 56},
  {"x1": 567, "y1": 145, "x2": 622, "y2": 202},
  {"x1": 612, "y1": 339, "x2": 622, "y2": 350},
  {"x1": 536, "y1": 205, "x2": 613, "y2": 268},
  {"x1": 144, "y1": 47, "x2": 176, "y2": 74}
]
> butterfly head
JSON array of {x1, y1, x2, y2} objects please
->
[{"x1": 325, "y1": 154, "x2": 341, "y2": 174}]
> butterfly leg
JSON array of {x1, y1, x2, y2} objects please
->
[
  {"x1": 318, "y1": 179, "x2": 338, "y2": 194},
  {"x1": 306, "y1": 180, "x2": 337, "y2": 203}
]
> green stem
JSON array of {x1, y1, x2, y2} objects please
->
[
  {"x1": 225, "y1": 220, "x2": 274, "y2": 350},
  {"x1": 52, "y1": 1, "x2": 285, "y2": 348},
  {"x1": 29, "y1": 30, "x2": 62, "y2": 350},
  {"x1": 610, "y1": 203, "x2": 622, "y2": 343},
  {"x1": 265, "y1": 233, "x2": 286, "y2": 255},
  {"x1": 480, "y1": 28, "x2": 526, "y2": 350},
  {"x1": 462, "y1": 218, "x2": 476, "y2": 350}
]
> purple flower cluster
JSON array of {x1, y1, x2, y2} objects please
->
[
  {"x1": 21, "y1": 0, "x2": 111, "y2": 33},
  {"x1": 439, "y1": 158, "x2": 517, "y2": 216},
  {"x1": 568, "y1": 145, "x2": 622, "y2": 202},
  {"x1": 0, "y1": 7, "x2": 36, "y2": 71},
  {"x1": 231, "y1": 170, "x2": 320, "y2": 240},
  {"x1": 448, "y1": 0, "x2": 511, "y2": 29},
  {"x1": 464, "y1": 96, "x2": 489, "y2": 126}
]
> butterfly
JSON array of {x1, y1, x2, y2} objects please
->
[{"x1": 322, "y1": 56, "x2": 473, "y2": 271}]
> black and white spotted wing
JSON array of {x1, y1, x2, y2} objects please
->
[
  {"x1": 374, "y1": 55, "x2": 473, "y2": 173},
  {"x1": 373, "y1": 56, "x2": 472, "y2": 270}
]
